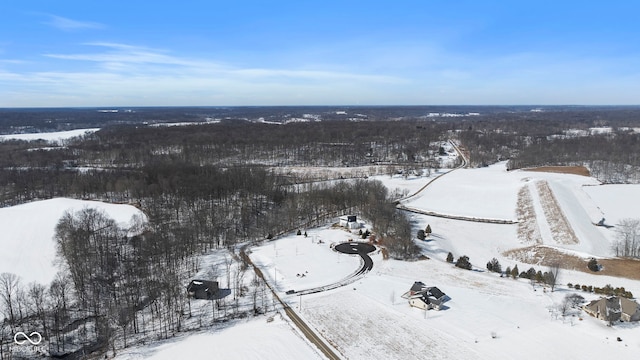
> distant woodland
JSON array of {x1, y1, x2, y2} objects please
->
[{"x1": 2, "y1": 106, "x2": 640, "y2": 358}]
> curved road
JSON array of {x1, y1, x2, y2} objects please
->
[
  {"x1": 397, "y1": 139, "x2": 516, "y2": 224},
  {"x1": 399, "y1": 139, "x2": 468, "y2": 202},
  {"x1": 334, "y1": 242, "x2": 374, "y2": 275},
  {"x1": 240, "y1": 246, "x2": 342, "y2": 360},
  {"x1": 293, "y1": 242, "x2": 375, "y2": 295},
  {"x1": 241, "y1": 241, "x2": 377, "y2": 359}
]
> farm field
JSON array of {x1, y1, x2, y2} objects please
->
[
  {"x1": 3, "y1": 161, "x2": 640, "y2": 359},
  {"x1": 250, "y1": 163, "x2": 640, "y2": 359}
]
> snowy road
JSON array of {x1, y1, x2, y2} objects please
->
[
  {"x1": 293, "y1": 242, "x2": 375, "y2": 295},
  {"x1": 241, "y1": 245, "x2": 342, "y2": 360}
]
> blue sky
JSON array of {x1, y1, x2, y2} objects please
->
[{"x1": 1, "y1": 1, "x2": 639, "y2": 107}]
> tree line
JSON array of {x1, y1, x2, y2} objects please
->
[{"x1": 0, "y1": 174, "x2": 416, "y2": 358}]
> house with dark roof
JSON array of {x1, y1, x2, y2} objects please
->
[
  {"x1": 187, "y1": 279, "x2": 219, "y2": 300},
  {"x1": 409, "y1": 281, "x2": 426, "y2": 295},
  {"x1": 402, "y1": 281, "x2": 448, "y2": 311},
  {"x1": 583, "y1": 296, "x2": 640, "y2": 323},
  {"x1": 409, "y1": 294, "x2": 443, "y2": 311}
]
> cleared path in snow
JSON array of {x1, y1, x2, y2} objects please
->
[
  {"x1": 397, "y1": 140, "x2": 515, "y2": 224},
  {"x1": 241, "y1": 246, "x2": 342, "y2": 360},
  {"x1": 293, "y1": 242, "x2": 376, "y2": 295}
]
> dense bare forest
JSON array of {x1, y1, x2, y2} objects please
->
[
  {"x1": 2, "y1": 106, "x2": 640, "y2": 358},
  {"x1": 0, "y1": 110, "x2": 443, "y2": 358}
]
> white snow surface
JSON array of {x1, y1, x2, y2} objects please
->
[
  {"x1": 253, "y1": 224, "x2": 640, "y2": 360},
  {"x1": 399, "y1": 162, "x2": 621, "y2": 257},
  {"x1": 28, "y1": 161, "x2": 639, "y2": 360},
  {"x1": 247, "y1": 162, "x2": 640, "y2": 360},
  {"x1": 584, "y1": 184, "x2": 640, "y2": 226},
  {"x1": 0, "y1": 198, "x2": 145, "y2": 285},
  {"x1": 401, "y1": 162, "x2": 602, "y2": 221},
  {"x1": 0, "y1": 128, "x2": 99, "y2": 143},
  {"x1": 115, "y1": 315, "x2": 322, "y2": 360},
  {"x1": 251, "y1": 227, "x2": 365, "y2": 293},
  {"x1": 296, "y1": 257, "x2": 640, "y2": 360}
]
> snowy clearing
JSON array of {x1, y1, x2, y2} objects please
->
[
  {"x1": 251, "y1": 226, "x2": 367, "y2": 293},
  {"x1": 115, "y1": 315, "x2": 322, "y2": 360},
  {"x1": 297, "y1": 258, "x2": 640, "y2": 360},
  {"x1": 247, "y1": 162, "x2": 640, "y2": 360},
  {"x1": 0, "y1": 128, "x2": 99, "y2": 143},
  {"x1": 0, "y1": 198, "x2": 145, "y2": 284}
]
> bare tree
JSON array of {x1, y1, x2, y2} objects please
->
[
  {"x1": 557, "y1": 297, "x2": 571, "y2": 316},
  {"x1": 613, "y1": 218, "x2": 640, "y2": 258},
  {"x1": 0, "y1": 273, "x2": 21, "y2": 329},
  {"x1": 27, "y1": 282, "x2": 48, "y2": 337},
  {"x1": 545, "y1": 263, "x2": 561, "y2": 292}
]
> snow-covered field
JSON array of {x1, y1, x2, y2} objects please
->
[
  {"x1": 116, "y1": 315, "x2": 322, "y2": 360},
  {"x1": 399, "y1": 163, "x2": 624, "y2": 258},
  {"x1": 251, "y1": 227, "x2": 364, "y2": 293},
  {"x1": 0, "y1": 128, "x2": 99, "y2": 143},
  {"x1": 0, "y1": 198, "x2": 145, "y2": 284},
  {"x1": 247, "y1": 162, "x2": 640, "y2": 359},
  {"x1": 297, "y1": 258, "x2": 640, "y2": 360},
  {"x1": 584, "y1": 184, "x2": 640, "y2": 226},
  {"x1": 250, "y1": 225, "x2": 640, "y2": 359},
  {"x1": 6, "y1": 161, "x2": 640, "y2": 359}
]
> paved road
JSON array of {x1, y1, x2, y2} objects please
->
[
  {"x1": 241, "y1": 247, "x2": 342, "y2": 360},
  {"x1": 396, "y1": 139, "x2": 515, "y2": 224},
  {"x1": 334, "y1": 242, "x2": 374, "y2": 275},
  {"x1": 282, "y1": 302, "x2": 342, "y2": 360},
  {"x1": 293, "y1": 242, "x2": 375, "y2": 296},
  {"x1": 399, "y1": 139, "x2": 468, "y2": 202}
]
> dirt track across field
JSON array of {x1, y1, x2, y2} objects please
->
[
  {"x1": 504, "y1": 245, "x2": 640, "y2": 280},
  {"x1": 523, "y1": 166, "x2": 591, "y2": 177}
]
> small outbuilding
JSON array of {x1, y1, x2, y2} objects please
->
[
  {"x1": 339, "y1": 215, "x2": 361, "y2": 229},
  {"x1": 187, "y1": 279, "x2": 219, "y2": 300}
]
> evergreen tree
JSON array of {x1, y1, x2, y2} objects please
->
[
  {"x1": 425, "y1": 224, "x2": 432, "y2": 235},
  {"x1": 446, "y1": 252, "x2": 454, "y2": 263},
  {"x1": 511, "y1": 264, "x2": 519, "y2": 279},
  {"x1": 587, "y1": 258, "x2": 599, "y2": 272},
  {"x1": 455, "y1": 255, "x2": 472, "y2": 270},
  {"x1": 505, "y1": 266, "x2": 511, "y2": 276},
  {"x1": 417, "y1": 229, "x2": 426, "y2": 240},
  {"x1": 487, "y1": 258, "x2": 501, "y2": 273}
]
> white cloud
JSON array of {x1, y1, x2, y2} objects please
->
[
  {"x1": 42, "y1": 43, "x2": 405, "y2": 84},
  {"x1": 1, "y1": 42, "x2": 411, "y2": 106},
  {"x1": 45, "y1": 15, "x2": 104, "y2": 31},
  {"x1": 5, "y1": 40, "x2": 639, "y2": 107}
]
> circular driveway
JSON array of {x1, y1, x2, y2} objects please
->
[
  {"x1": 334, "y1": 242, "x2": 376, "y2": 254},
  {"x1": 334, "y1": 242, "x2": 375, "y2": 275}
]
